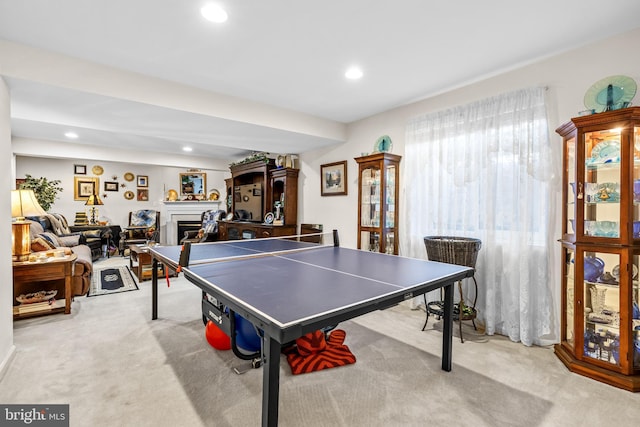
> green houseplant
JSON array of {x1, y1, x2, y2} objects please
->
[{"x1": 19, "y1": 174, "x2": 63, "y2": 211}]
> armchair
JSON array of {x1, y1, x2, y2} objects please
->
[
  {"x1": 180, "y1": 210, "x2": 226, "y2": 244},
  {"x1": 120, "y1": 209, "x2": 160, "y2": 255}
]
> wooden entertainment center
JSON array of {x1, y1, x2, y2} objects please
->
[{"x1": 218, "y1": 157, "x2": 299, "y2": 240}]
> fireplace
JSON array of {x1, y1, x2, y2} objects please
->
[
  {"x1": 161, "y1": 201, "x2": 221, "y2": 245},
  {"x1": 177, "y1": 220, "x2": 202, "y2": 243}
]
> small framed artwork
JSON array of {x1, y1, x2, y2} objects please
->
[
  {"x1": 104, "y1": 181, "x2": 119, "y2": 192},
  {"x1": 74, "y1": 177, "x2": 100, "y2": 201},
  {"x1": 137, "y1": 175, "x2": 148, "y2": 187},
  {"x1": 74, "y1": 164, "x2": 87, "y2": 175},
  {"x1": 137, "y1": 188, "x2": 149, "y2": 201},
  {"x1": 321, "y1": 161, "x2": 348, "y2": 196}
]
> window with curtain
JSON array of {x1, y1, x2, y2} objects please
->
[{"x1": 402, "y1": 87, "x2": 559, "y2": 346}]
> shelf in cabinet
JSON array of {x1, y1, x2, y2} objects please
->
[
  {"x1": 585, "y1": 319, "x2": 619, "y2": 330},
  {"x1": 586, "y1": 162, "x2": 620, "y2": 170},
  {"x1": 585, "y1": 280, "x2": 619, "y2": 288},
  {"x1": 584, "y1": 201, "x2": 620, "y2": 205}
]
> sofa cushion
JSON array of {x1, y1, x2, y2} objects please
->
[
  {"x1": 82, "y1": 229, "x2": 102, "y2": 238},
  {"x1": 58, "y1": 234, "x2": 81, "y2": 247},
  {"x1": 31, "y1": 237, "x2": 55, "y2": 252},
  {"x1": 28, "y1": 220, "x2": 45, "y2": 238},
  {"x1": 39, "y1": 232, "x2": 63, "y2": 247}
]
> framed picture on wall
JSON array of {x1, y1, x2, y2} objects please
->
[
  {"x1": 137, "y1": 188, "x2": 149, "y2": 201},
  {"x1": 137, "y1": 175, "x2": 148, "y2": 187},
  {"x1": 74, "y1": 164, "x2": 87, "y2": 175},
  {"x1": 104, "y1": 181, "x2": 119, "y2": 192},
  {"x1": 320, "y1": 161, "x2": 348, "y2": 196},
  {"x1": 74, "y1": 177, "x2": 99, "y2": 200}
]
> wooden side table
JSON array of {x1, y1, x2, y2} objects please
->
[
  {"x1": 129, "y1": 244, "x2": 174, "y2": 281},
  {"x1": 12, "y1": 253, "x2": 77, "y2": 319}
]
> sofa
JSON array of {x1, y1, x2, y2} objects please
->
[
  {"x1": 27, "y1": 214, "x2": 94, "y2": 296},
  {"x1": 28, "y1": 213, "x2": 103, "y2": 260}
]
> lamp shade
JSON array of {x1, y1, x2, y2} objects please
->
[
  {"x1": 11, "y1": 189, "x2": 46, "y2": 219},
  {"x1": 85, "y1": 194, "x2": 104, "y2": 206},
  {"x1": 11, "y1": 189, "x2": 45, "y2": 262}
]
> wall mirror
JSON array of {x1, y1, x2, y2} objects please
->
[{"x1": 180, "y1": 172, "x2": 207, "y2": 197}]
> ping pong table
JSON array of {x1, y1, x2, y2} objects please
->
[{"x1": 148, "y1": 231, "x2": 473, "y2": 427}]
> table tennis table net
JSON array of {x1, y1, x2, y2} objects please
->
[{"x1": 180, "y1": 231, "x2": 332, "y2": 267}]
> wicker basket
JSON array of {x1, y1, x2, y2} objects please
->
[{"x1": 423, "y1": 236, "x2": 481, "y2": 268}]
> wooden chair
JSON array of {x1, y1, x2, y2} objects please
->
[{"x1": 119, "y1": 210, "x2": 160, "y2": 254}]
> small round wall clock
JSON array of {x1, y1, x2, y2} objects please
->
[{"x1": 374, "y1": 135, "x2": 392, "y2": 153}]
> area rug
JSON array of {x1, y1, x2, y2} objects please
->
[{"x1": 88, "y1": 266, "x2": 139, "y2": 297}]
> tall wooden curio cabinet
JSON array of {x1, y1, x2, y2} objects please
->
[
  {"x1": 355, "y1": 152, "x2": 401, "y2": 255},
  {"x1": 556, "y1": 107, "x2": 640, "y2": 391}
]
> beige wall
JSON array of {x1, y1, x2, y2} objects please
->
[
  {"x1": 0, "y1": 77, "x2": 15, "y2": 379},
  {"x1": 14, "y1": 156, "x2": 230, "y2": 243},
  {"x1": 300, "y1": 27, "x2": 640, "y2": 251}
]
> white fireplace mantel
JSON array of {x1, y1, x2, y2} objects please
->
[{"x1": 160, "y1": 201, "x2": 221, "y2": 245}]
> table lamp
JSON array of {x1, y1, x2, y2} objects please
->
[
  {"x1": 85, "y1": 193, "x2": 104, "y2": 225},
  {"x1": 11, "y1": 189, "x2": 47, "y2": 261}
]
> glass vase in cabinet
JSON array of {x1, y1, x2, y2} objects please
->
[{"x1": 355, "y1": 152, "x2": 401, "y2": 255}]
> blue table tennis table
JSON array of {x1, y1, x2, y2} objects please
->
[{"x1": 148, "y1": 231, "x2": 473, "y2": 427}]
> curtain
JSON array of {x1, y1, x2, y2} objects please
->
[{"x1": 402, "y1": 87, "x2": 559, "y2": 346}]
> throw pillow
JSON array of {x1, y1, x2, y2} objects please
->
[
  {"x1": 203, "y1": 221, "x2": 217, "y2": 233},
  {"x1": 31, "y1": 237, "x2": 55, "y2": 252},
  {"x1": 39, "y1": 232, "x2": 62, "y2": 248},
  {"x1": 82, "y1": 230, "x2": 102, "y2": 238},
  {"x1": 58, "y1": 235, "x2": 80, "y2": 247},
  {"x1": 28, "y1": 220, "x2": 45, "y2": 238}
]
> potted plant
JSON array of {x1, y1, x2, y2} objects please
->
[{"x1": 19, "y1": 174, "x2": 63, "y2": 211}]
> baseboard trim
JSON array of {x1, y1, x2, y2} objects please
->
[{"x1": 0, "y1": 344, "x2": 16, "y2": 382}]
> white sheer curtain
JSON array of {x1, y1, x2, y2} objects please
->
[{"x1": 402, "y1": 87, "x2": 559, "y2": 346}]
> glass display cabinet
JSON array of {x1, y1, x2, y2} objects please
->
[
  {"x1": 556, "y1": 107, "x2": 640, "y2": 391},
  {"x1": 355, "y1": 152, "x2": 401, "y2": 255}
]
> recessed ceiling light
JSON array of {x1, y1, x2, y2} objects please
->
[
  {"x1": 183, "y1": 147, "x2": 193, "y2": 152},
  {"x1": 201, "y1": 4, "x2": 228, "y2": 23},
  {"x1": 345, "y1": 66, "x2": 363, "y2": 80},
  {"x1": 64, "y1": 131, "x2": 78, "y2": 139}
]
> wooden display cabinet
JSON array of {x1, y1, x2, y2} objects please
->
[
  {"x1": 220, "y1": 158, "x2": 299, "y2": 240},
  {"x1": 269, "y1": 167, "x2": 299, "y2": 226},
  {"x1": 556, "y1": 107, "x2": 640, "y2": 391},
  {"x1": 355, "y1": 152, "x2": 401, "y2": 255}
]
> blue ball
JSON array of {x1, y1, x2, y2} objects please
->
[{"x1": 234, "y1": 313, "x2": 261, "y2": 353}]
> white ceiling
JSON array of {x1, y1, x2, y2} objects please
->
[{"x1": 2, "y1": 0, "x2": 640, "y2": 160}]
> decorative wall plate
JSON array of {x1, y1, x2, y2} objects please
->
[
  {"x1": 124, "y1": 190, "x2": 134, "y2": 200},
  {"x1": 92, "y1": 165, "x2": 104, "y2": 175},
  {"x1": 264, "y1": 212, "x2": 274, "y2": 224},
  {"x1": 124, "y1": 172, "x2": 135, "y2": 181},
  {"x1": 209, "y1": 189, "x2": 220, "y2": 200}
]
